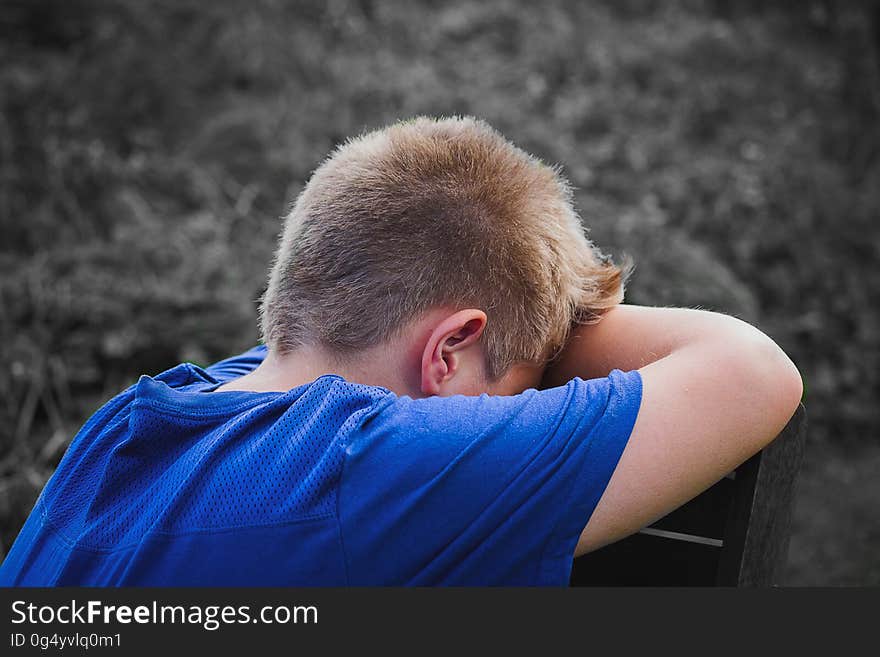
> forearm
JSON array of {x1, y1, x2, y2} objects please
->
[{"x1": 543, "y1": 304, "x2": 800, "y2": 389}]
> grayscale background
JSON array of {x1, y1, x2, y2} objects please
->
[{"x1": 1, "y1": 0, "x2": 877, "y2": 585}]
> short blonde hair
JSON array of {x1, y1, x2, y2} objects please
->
[{"x1": 261, "y1": 116, "x2": 628, "y2": 379}]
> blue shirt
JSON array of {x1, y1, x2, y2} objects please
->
[{"x1": 0, "y1": 346, "x2": 642, "y2": 586}]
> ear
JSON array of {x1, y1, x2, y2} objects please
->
[{"x1": 420, "y1": 309, "x2": 488, "y2": 396}]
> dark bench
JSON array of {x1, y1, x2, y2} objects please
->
[{"x1": 570, "y1": 404, "x2": 807, "y2": 586}]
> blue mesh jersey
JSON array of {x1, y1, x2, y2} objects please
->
[{"x1": 0, "y1": 345, "x2": 642, "y2": 586}]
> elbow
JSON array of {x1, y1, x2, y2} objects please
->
[
  {"x1": 771, "y1": 347, "x2": 803, "y2": 428},
  {"x1": 738, "y1": 331, "x2": 803, "y2": 441},
  {"x1": 704, "y1": 313, "x2": 803, "y2": 452}
]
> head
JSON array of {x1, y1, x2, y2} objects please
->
[{"x1": 260, "y1": 116, "x2": 628, "y2": 397}]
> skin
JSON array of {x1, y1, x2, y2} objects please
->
[
  {"x1": 215, "y1": 306, "x2": 545, "y2": 397},
  {"x1": 216, "y1": 303, "x2": 803, "y2": 558}
]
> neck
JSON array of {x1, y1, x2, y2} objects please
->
[{"x1": 214, "y1": 341, "x2": 423, "y2": 397}]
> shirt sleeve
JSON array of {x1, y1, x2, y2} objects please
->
[
  {"x1": 336, "y1": 368, "x2": 643, "y2": 585},
  {"x1": 203, "y1": 345, "x2": 268, "y2": 381}
]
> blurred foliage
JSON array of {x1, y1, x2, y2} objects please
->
[{"x1": 1, "y1": 0, "x2": 878, "y2": 583}]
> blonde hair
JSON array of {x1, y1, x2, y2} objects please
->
[{"x1": 260, "y1": 116, "x2": 629, "y2": 379}]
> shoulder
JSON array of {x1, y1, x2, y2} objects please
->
[
  {"x1": 385, "y1": 369, "x2": 641, "y2": 433},
  {"x1": 344, "y1": 369, "x2": 643, "y2": 465}
]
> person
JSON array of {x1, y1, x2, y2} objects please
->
[{"x1": 0, "y1": 117, "x2": 802, "y2": 586}]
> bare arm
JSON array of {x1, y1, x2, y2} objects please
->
[{"x1": 542, "y1": 304, "x2": 803, "y2": 557}]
